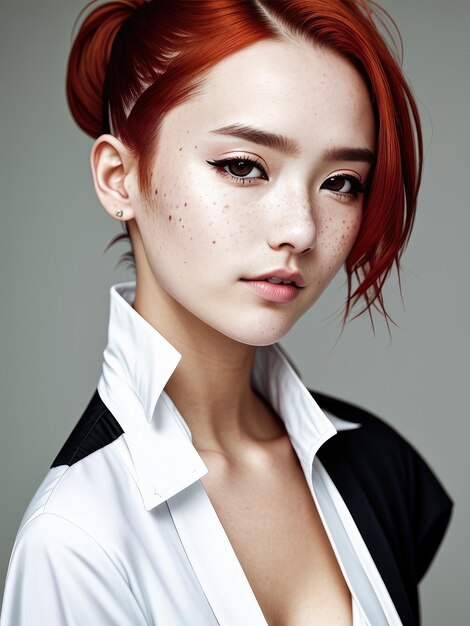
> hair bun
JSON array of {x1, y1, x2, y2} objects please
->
[{"x1": 66, "y1": 0, "x2": 146, "y2": 138}]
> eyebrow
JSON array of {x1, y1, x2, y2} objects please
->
[
  {"x1": 323, "y1": 146, "x2": 375, "y2": 164},
  {"x1": 210, "y1": 124, "x2": 300, "y2": 155},
  {"x1": 209, "y1": 123, "x2": 375, "y2": 164}
]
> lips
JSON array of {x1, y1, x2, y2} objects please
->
[
  {"x1": 242, "y1": 269, "x2": 305, "y2": 288},
  {"x1": 241, "y1": 278, "x2": 301, "y2": 303}
]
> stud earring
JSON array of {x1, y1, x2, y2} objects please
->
[{"x1": 115, "y1": 209, "x2": 123, "y2": 218}]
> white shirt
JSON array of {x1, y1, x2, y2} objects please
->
[{"x1": 1, "y1": 282, "x2": 403, "y2": 625}]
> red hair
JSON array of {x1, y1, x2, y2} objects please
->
[{"x1": 67, "y1": 0, "x2": 422, "y2": 322}]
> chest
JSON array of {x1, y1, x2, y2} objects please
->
[{"x1": 199, "y1": 443, "x2": 352, "y2": 626}]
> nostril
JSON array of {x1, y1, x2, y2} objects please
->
[{"x1": 302, "y1": 232, "x2": 317, "y2": 254}]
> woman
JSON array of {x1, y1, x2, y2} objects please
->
[{"x1": 0, "y1": 0, "x2": 452, "y2": 625}]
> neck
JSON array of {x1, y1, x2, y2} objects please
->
[{"x1": 133, "y1": 277, "x2": 284, "y2": 457}]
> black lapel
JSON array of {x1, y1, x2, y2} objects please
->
[
  {"x1": 312, "y1": 390, "x2": 419, "y2": 625},
  {"x1": 316, "y1": 430, "x2": 418, "y2": 625}
]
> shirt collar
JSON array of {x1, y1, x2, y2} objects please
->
[{"x1": 97, "y1": 282, "x2": 352, "y2": 510}]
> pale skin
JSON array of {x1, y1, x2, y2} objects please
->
[{"x1": 92, "y1": 38, "x2": 375, "y2": 625}]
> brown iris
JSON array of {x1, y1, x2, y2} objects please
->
[{"x1": 227, "y1": 160, "x2": 255, "y2": 177}]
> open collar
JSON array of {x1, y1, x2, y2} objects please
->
[{"x1": 98, "y1": 282, "x2": 353, "y2": 510}]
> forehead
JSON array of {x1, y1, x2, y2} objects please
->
[{"x1": 163, "y1": 39, "x2": 375, "y2": 151}]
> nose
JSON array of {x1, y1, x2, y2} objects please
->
[{"x1": 267, "y1": 189, "x2": 316, "y2": 254}]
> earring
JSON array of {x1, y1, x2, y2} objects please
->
[{"x1": 115, "y1": 209, "x2": 123, "y2": 218}]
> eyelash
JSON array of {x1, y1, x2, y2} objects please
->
[
  {"x1": 206, "y1": 155, "x2": 366, "y2": 199},
  {"x1": 321, "y1": 175, "x2": 366, "y2": 200},
  {"x1": 206, "y1": 155, "x2": 268, "y2": 185}
]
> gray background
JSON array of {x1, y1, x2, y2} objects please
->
[{"x1": 1, "y1": 0, "x2": 468, "y2": 622}]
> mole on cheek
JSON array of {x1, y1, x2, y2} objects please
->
[
  {"x1": 155, "y1": 188, "x2": 158, "y2": 195},
  {"x1": 168, "y1": 215, "x2": 172, "y2": 221},
  {"x1": 212, "y1": 240, "x2": 216, "y2": 244}
]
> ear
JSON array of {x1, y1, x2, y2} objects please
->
[{"x1": 90, "y1": 134, "x2": 136, "y2": 221}]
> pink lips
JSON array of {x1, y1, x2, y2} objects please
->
[
  {"x1": 245, "y1": 268, "x2": 305, "y2": 288},
  {"x1": 241, "y1": 268, "x2": 305, "y2": 303},
  {"x1": 240, "y1": 279, "x2": 301, "y2": 303}
]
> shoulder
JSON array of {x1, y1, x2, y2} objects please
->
[
  {"x1": 311, "y1": 388, "x2": 450, "y2": 496},
  {"x1": 2, "y1": 511, "x2": 146, "y2": 626},
  {"x1": 310, "y1": 389, "x2": 453, "y2": 584},
  {"x1": 16, "y1": 391, "x2": 138, "y2": 548},
  {"x1": 1, "y1": 393, "x2": 149, "y2": 624},
  {"x1": 311, "y1": 389, "x2": 418, "y2": 472}
]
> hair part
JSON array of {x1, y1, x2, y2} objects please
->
[{"x1": 67, "y1": 0, "x2": 423, "y2": 323}]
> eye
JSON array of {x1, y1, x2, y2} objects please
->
[
  {"x1": 321, "y1": 174, "x2": 365, "y2": 199},
  {"x1": 206, "y1": 156, "x2": 269, "y2": 185}
]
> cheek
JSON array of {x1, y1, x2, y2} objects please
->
[
  {"x1": 142, "y1": 178, "x2": 240, "y2": 268},
  {"x1": 340, "y1": 212, "x2": 363, "y2": 255},
  {"x1": 317, "y1": 208, "x2": 363, "y2": 265}
]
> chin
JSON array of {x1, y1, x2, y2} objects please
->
[
  {"x1": 218, "y1": 321, "x2": 295, "y2": 348},
  {"x1": 187, "y1": 303, "x2": 301, "y2": 347}
]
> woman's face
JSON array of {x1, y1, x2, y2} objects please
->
[{"x1": 126, "y1": 39, "x2": 375, "y2": 346}]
